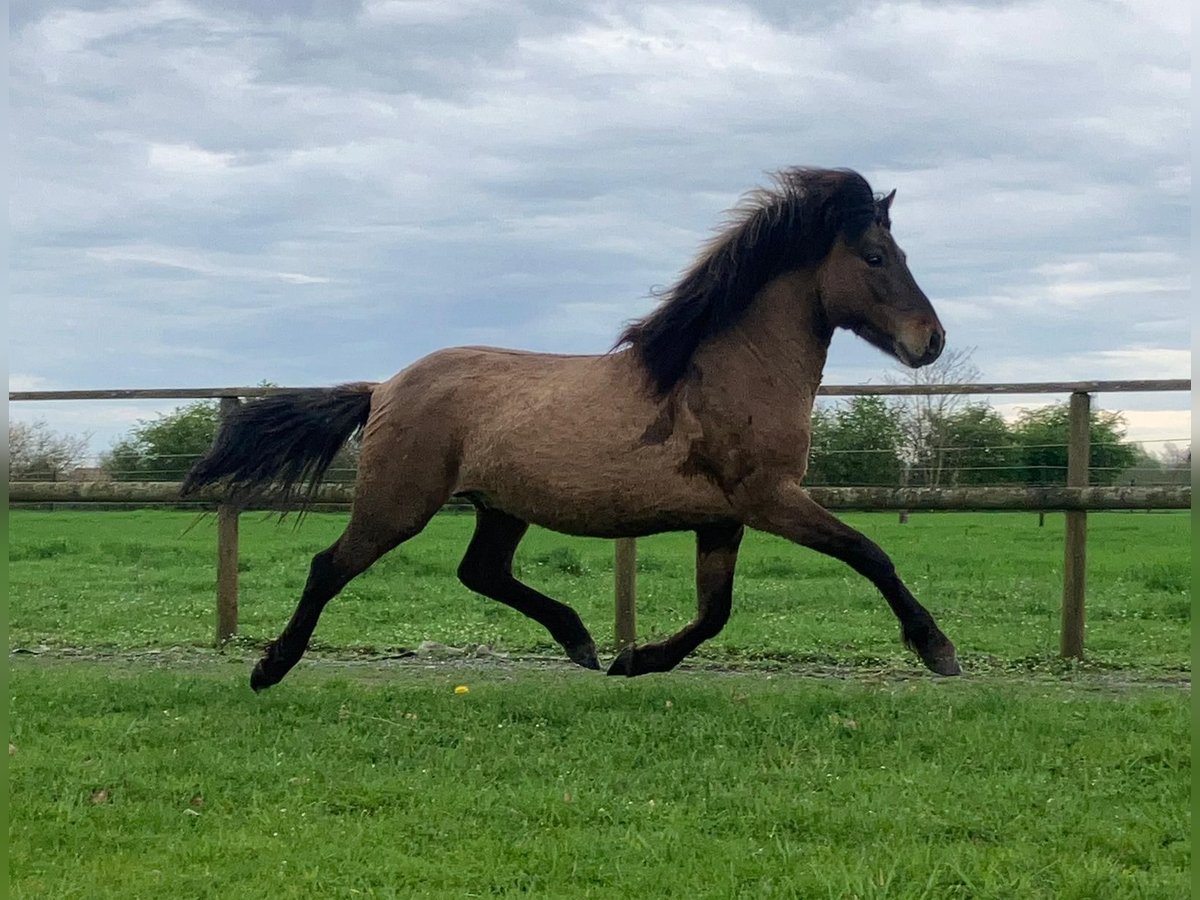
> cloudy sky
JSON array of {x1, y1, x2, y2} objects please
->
[{"x1": 9, "y1": 0, "x2": 1192, "y2": 457}]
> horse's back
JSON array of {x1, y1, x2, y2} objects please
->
[
  {"x1": 371, "y1": 344, "x2": 623, "y2": 423},
  {"x1": 360, "y1": 345, "x2": 731, "y2": 535}
]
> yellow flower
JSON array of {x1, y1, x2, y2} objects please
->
[{"x1": 454, "y1": 685, "x2": 469, "y2": 695}]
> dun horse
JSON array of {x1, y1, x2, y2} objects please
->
[{"x1": 183, "y1": 167, "x2": 961, "y2": 691}]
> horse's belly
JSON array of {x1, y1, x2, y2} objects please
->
[{"x1": 454, "y1": 445, "x2": 733, "y2": 537}]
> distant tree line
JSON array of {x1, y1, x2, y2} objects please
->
[
  {"x1": 8, "y1": 395, "x2": 1188, "y2": 488},
  {"x1": 7, "y1": 401, "x2": 358, "y2": 483},
  {"x1": 8, "y1": 421, "x2": 91, "y2": 481},
  {"x1": 806, "y1": 396, "x2": 1175, "y2": 487},
  {"x1": 802, "y1": 347, "x2": 1186, "y2": 488},
  {"x1": 99, "y1": 400, "x2": 361, "y2": 482},
  {"x1": 102, "y1": 401, "x2": 223, "y2": 481}
]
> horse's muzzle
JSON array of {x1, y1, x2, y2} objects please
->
[
  {"x1": 917, "y1": 328, "x2": 945, "y2": 366},
  {"x1": 895, "y1": 325, "x2": 945, "y2": 368}
]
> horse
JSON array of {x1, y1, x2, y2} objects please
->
[{"x1": 183, "y1": 166, "x2": 961, "y2": 692}]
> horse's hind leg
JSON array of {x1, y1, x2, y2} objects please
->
[
  {"x1": 457, "y1": 507, "x2": 600, "y2": 670},
  {"x1": 251, "y1": 462, "x2": 452, "y2": 692},
  {"x1": 249, "y1": 524, "x2": 411, "y2": 692},
  {"x1": 608, "y1": 523, "x2": 743, "y2": 677}
]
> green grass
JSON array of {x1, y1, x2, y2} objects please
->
[
  {"x1": 9, "y1": 657, "x2": 1189, "y2": 899},
  {"x1": 8, "y1": 511, "x2": 1191, "y2": 896},
  {"x1": 7, "y1": 509, "x2": 1190, "y2": 671}
]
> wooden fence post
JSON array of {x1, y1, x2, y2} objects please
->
[
  {"x1": 614, "y1": 538, "x2": 637, "y2": 651},
  {"x1": 1060, "y1": 391, "x2": 1090, "y2": 659},
  {"x1": 216, "y1": 396, "x2": 240, "y2": 647}
]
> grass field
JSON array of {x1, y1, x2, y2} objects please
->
[
  {"x1": 8, "y1": 509, "x2": 1191, "y2": 897},
  {"x1": 8, "y1": 509, "x2": 1190, "y2": 670},
  {"x1": 9, "y1": 657, "x2": 1189, "y2": 899}
]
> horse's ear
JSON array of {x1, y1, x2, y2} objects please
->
[{"x1": 876, "y1": 189, "x2": 895, "y2": 228}]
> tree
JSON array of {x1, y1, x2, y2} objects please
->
[
  {"x1": 1159, "y1": 443, "x2": 1192, "y2": 486},
  {"x1": 807, "y1": 396, "x2": 904, "y2": 485},
  {"x1": 1160, "y1": 443, "x2": 1191, "y2": 470},
  {"x1": 103, "y1": 401, "x2": 221, "y2": 481},
  {"x1": 1010, "y1": 403, "x2": 1141, "y2": 486},
  {"x1": 887, "y1": 346, "x2": 983, "y2": 487},
  {"x1": 9, "y1": 420, "x2": 91, "y2": 480},
  {"x1": 926, "y1": 404, "x2": 1022, "y2": 485},
  {"x1": 1117, "y1": 443, "x2": 1191, "y2": 486}
]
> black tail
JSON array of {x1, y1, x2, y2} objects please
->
[{"x1": 181, "y1": 383, "x2": 375, "y2": 502}]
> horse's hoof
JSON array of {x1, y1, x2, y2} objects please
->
[
  {"x1": 566, "y1": 641, "x2": 602, "y2": 671},
  {"x1": 923, "y1": 644, "x2": 963, "y2": 676},
  {"x1": 931, "y1": 655, "x2": 963, "y2": 676},
  {"x1": 607, "y1": 645, "x2": 637, "y2": 677},
  {"x1": 249, "y1": 661, "x2": 277, "y2": 692}
]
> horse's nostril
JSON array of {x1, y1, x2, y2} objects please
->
[{"x1": 928, "y1": 330, "x2": 944, "y2": 357}]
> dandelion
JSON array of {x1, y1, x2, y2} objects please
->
[{"x1": 454, "y1": 685, "x2": 469, "y2": 694}]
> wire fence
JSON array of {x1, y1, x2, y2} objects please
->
[
  {"x1": 9, "y1": 382, "x2": 1192, "y2": 490},
  {"x1": 11, "y1": 380, "x2": 1189, "y2": 658},
  {"x1": 10, "y1": 440, "x2": 1193, "y2": 487}
]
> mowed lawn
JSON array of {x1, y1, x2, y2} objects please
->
[
  {"x1": 8, "y1": 509, "x2": 1191, "y2": 670},
  {"x1": 8, "y1": 658, "x2": 1189, "y2": 899},
  {"x1": 8, "y1": 510, "x2": 1191, "y2": 897}
]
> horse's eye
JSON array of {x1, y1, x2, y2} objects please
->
[{"x1": 865, "y1": 254, "x2": 884, "y2": 268}]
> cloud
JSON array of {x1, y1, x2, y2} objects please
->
[
  {"x1": 1117, "y1": 411, "x2": 1193, "y2": 451},
  {"x1": 987, "y1": 348, "x2": 1191, "y2": 385},
  {"x1": 9, "y1": 374, "x2": 52, "y2": 393},
  {"x1": 9, "y1": 0, "x2": 1190, "y2": 452},
  {"x1": 86, "y1": 244, "x2": 333, "y2": 284}
]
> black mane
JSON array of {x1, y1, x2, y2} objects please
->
[{"x1": 617, "y1": 167, "x2": 881, "y2": 395}]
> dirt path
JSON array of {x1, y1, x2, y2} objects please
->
[{"x1": 10, "y1": 642, "x2": 1190, "y2": 692}]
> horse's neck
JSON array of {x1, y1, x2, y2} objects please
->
[{"x1": 692, "y1": 271, "x2": 830, "y2": 408}]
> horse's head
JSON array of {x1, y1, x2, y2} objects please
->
[{"x1": 817, "y1": 190, "x2": 945, "y2": 368}]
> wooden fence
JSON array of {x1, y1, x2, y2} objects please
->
[{"x1": 10, "y1": 379, "x2": 1191, "y2": 659}]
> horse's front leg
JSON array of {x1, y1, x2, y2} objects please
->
[
  {"x1": 608, "y1": 522, "x2": 743, "y2": 677},
  {"x1": 746, "y1": 479, "x2": 961, "y2": 675}
]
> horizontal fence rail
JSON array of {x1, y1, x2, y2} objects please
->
[
  {"x1": 9, "y1": 378, "x2": 1192, "y2": 660},
  {"x1": 8, "y1": 481, "x2": 1190, "y2": 511},
  {"x1": 8, "y1": 378, "x2": 1192, "y2": 403}
]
